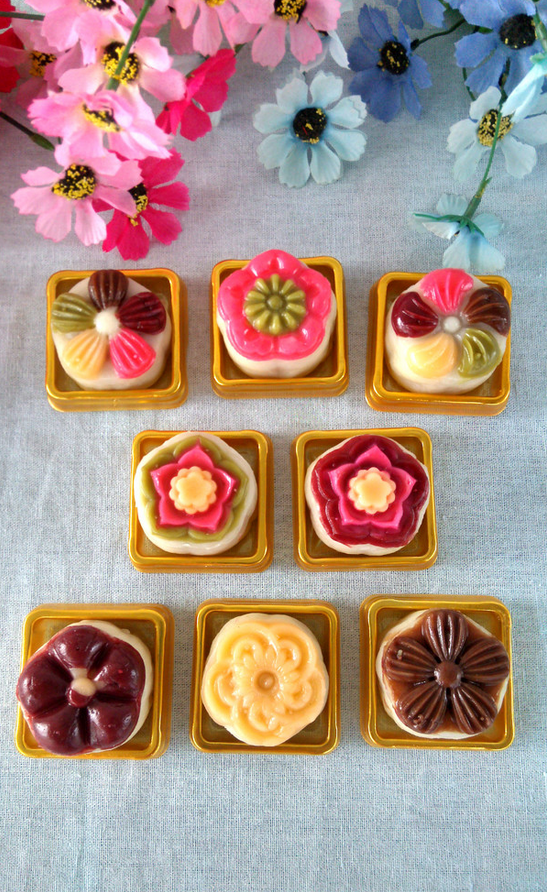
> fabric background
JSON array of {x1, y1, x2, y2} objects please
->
[{"x1": 1, "y1": 6, "x2": 546, "y2": 891}]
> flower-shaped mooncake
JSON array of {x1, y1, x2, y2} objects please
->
[
  {"x1": 385, "y1": 268, "x2": 510, "y2": 394},
  {"x1": 304, "y1": 435, "x2": 430, "y2": 555},
  {"x1": 134, "y1": 432, "x2": 258, "y2": 555},
  {"x1": 51, "y1": 269, "x2": 172, "y2": 390},
  {"x1": 16, "y1": 620, "x2": 153, "y2": 756},
  {"x1": 216, "y1": 250, "x2": 337, "y2": 378},
  {"x1": 201, "y1": 614, "x2": 329, "y2": 746},
  {"x1": 376, "y1": 609, "x2": 510, "y2": 739}
]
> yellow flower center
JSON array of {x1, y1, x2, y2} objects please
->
[
  {"x1": 169, "y1": 467, "x2": 217, "y2": 514},
  {"x1": 477, "y1": 109, "x2": 513, "y2": 146},
  {"x1": 51, "y1": 164, "x2": 96, "y2": 200},
  {"x1": 348, "y1": 468, "x2": 396, "y2": 514},
  {"x1": 255, "y1": 670, "x2": 277, "y2": 692},
  {"x1": 29, "y1": 51, "x2": 56, "y2": 78},
  {"x1": 274, "y1": 0, "x2": 307, "y2": 22},
  {"x1": 205, "y1": 0, "x2": 227, "y2": 6},
  {"x1": 82, "y1": 104, "x2": 120, "y2": 132},
  {"x1": 128, "y1": 183, "x2": 148, "y2": 226},
  {"x1": 102, "y1": 41, "x2": 140, "y2": 84}
]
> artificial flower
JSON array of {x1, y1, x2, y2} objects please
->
[
  {"x1": 413, "y1": 193, "x2": 505, "y2": 273},
  {"x1": 384, "y1": 0, "x2": 445, "y2": 29},
  {"x1": 305, "y1": 434, "x2": 430, "y2": 554},
  {"x1": 299, "y1": 0, "x2": 353, "y2": 71},
  {"x1": 22, "y1": 0, "x2": 137, "y2": 53},
  {"x1": 96, "y1": 150, "x2": 189, "y2": 260},
  {"x1": 171, "y1": 0, "x2": 257, "y2": 58},
  {"x1": 11, "y1": 151, "x2": 139, "y2": 246},
  {"x1": 455, "y1": 0, "x2": 544, "y2": 95},
  {"x1": 502, "y1": 50, "x2": 547, "y2": 119},
  {"x1": 0, "y1": 19, "x2": 22, "y2": 94},
  {"x1": 254, "y1": 71, "x2": 367, "y2": 187},
  {"x1": 201, "y1": 614, "x2": 329, "y2": 746},
  {"x1": 0, "y1": 19, "x2": 68, "y2": 108},
  {"x1": 448, "y1": 85, "x2": 547, "y2": 180},
  {"x1": 246, "y1": 0, "x2": 341, "y2": 68},
  {"x1": 29, "y1": 89, "x2": 171, "y2": 162},
  {"x1": 157, "y1": 48, "x2": 236, "y2": 140},
  {"x1": 58, "y1": 12, "x2": 184, "y2": 104},
  {"x1": 348, "y1": 4, "x2": 431, "y2": 121}
]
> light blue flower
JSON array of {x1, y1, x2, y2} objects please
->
[
  {"x1": 301, "y1": 0, "x2": 353, "y2": 71},
  {"x1": 412, "y1": 194, "x2": 505, "y2": 273},
  {"x1": 448, "y1": 85, "x2": 547, "y2": 180},
  {"x1": 253, "y1": 72, "x2": 367, "y2": 188},
  {"x1": 384, "y1": 0, "x2": 445, "y2": 29},
  {"x1": 502, "y1": 51, "x2": 547, "y2": 119},
  {"x1": 455, "y1": 0, "x2": 543, "y2": 95}
]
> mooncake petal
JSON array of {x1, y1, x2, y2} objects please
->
[
  {"x1": 458, "y1": 328, "x2": 501, "y2": 378},
  {"x1": 116, "y1": 292, "x2": 167, "y2": 334},
  {"x1": 51, "y1": 292, "x2": 97, "y2": 333},
  {"x1": 390, "y1": 291, "x2": 438, "y2": 338},
  {"x1": 109, "y1": 328, "x2": 156, "y2": 379},
  {"x1": 407, "y1": 331, "x2": 459, "y2": 379},
  {"x1": 62, "y1": 329, "x2": 109, "y2": 380}
]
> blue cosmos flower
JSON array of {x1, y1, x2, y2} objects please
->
[
  {"x1": 455, "y1": 0, "x2": 544, "y2": 95},
  {"x1": 502, "y1": 51, "x2": 547, "y2": 119},
  {"x1": 412, "y1": 194, "x2": 505, "y2": 273},
  {"x1": 253, "y1": 72, "x2": 367, "y2": 188},
  {"x1": 348, "y1": 5, "x2": 432, "y2": 122},
  {"x1": 384, "y1": 0, "x2": 445, "y2": 30}
]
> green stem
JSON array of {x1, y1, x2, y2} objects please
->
[
  {"x1": 0, "y1": 10, "x2": 44, "y2": 19},
  {"x1": 463, "y1": 101, "x2": 502, "y2": 220},
  {"x1": 411, "y1": 17, "x2": 466, "y2": 50},
  {"x1": 461, "y1": 67, "x2": 476, "y2": 101},
  {"x1": 534, "y1": 12, "x2": 547, "y2": 51},
  {"x1": 105, "y1": 0, "x2": 155, "y2": 91},
  {"x1": 0, "y1": 111, "x2": 54, "y2": 150}
]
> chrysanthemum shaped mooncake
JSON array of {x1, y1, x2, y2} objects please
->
[
  {"x1": 216, "y1": 250, "x2": 337, "y2": 378},
  {"x1": 304, "y1": 435, "x2": 430, "y2": 555},
  {"x1": 16, "y1": 620, "x2": 153, "y2": 756},
  {"x1": 385, "y1": 268, "x2": 510, "y2": 394},
  {"x1": 376, "y1": 609, "x2": 510, "y2": 739},
  {"x1": 134, "y1": 432, "x2": 258, "y2": 555},
  {"x1": 51, "y1": 269, "x2": 172, "y2": 390},
  {"x1": 201, "y1": 614, "x2": 329, "y2": 746}
]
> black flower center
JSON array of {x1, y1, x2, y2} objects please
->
[
  {"x1": 129, "y1": 183, "x2": 148, "y2": 225},
  {"x1": 52, "y1": 165, "x2": 96, "y2": 200},
  {"x1": 499, "y1": 14, "x2": 536, "y2": 49},
  {"x1": 477, "y1": 109, "x2": 513, "y2": 146},
  {"x1": 378, "y1": 40, "x2": 410, "y2": 75},
  {"x1": 102, "y1": 41, "x2": 140, "y2": 84},
  {"x1": 83, "y1": 0, "x2": 116, "y2": 8},
  {"x1": 274, "y1": 0, "x2": 307, "y2": 22},
  {"x1": 82, "y1": 104, "x2": 120, "y2": 131},
  {"x1": 29, "y1": 51, "x2": 56, "y2": 78},
  {"x1": 293, "y1": 107, "x2": 327, "y2": 143}
]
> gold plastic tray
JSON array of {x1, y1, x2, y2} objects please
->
[
  {"x1": 15, "y1": 603, "x2": 174, "y2": 759},
  {"x1": 365, "y1": 272, "x2": 512, "y2": 416},
  {"x1": 46, "y1": 268, "x2": 188, "y2": 411},
  {"x1": 210, "y1": 256, "x2": 348, "y2": 398},
  {"x1": 190, "y1": 599, "x2": 340, "y2": 754},
  {"x1": 291, "y1": 428, "x2": 437, "y2": 571},
  {"x1": 360, "y1": 593, "x2": 514, "y2": 750},
  {"x1": 129, "y1": 430, "x2": 274, "y2": 573}
]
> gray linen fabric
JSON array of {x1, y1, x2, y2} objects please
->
[{"x1": 0, "y1": 8, "x2": 546, "y2": 891}]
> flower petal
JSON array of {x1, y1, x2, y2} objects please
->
[
  {"x1": 109, "y1": 328, "x2": 156, "y2": 378},
  {"x1": 324, "y1": 126, "x2": 366, "y2": 161},
  {"x1": 275, "y1": 74, "x2": 308, "y2": 115},
  {"x1": 309, "y1": 70, "x2": 343, "y2": 107},
  {"x1": 309, "y1": 141, "x2": 341, "y2": 184},
  {"x1": 500, "y1": 134, "x2": 537, "y2": 178},
  {"x1": 253, "y1": 103, "x2": 292, "y2": 134},
  {"x1": 257, "y1": 132, "x2": 294, "y2": 169},
  {"x1": 278, "y1": 142, "x2": 311, "y2": 187},
  {"x1": 62, "y1": 329, "x2": 109, "y2": 380}
]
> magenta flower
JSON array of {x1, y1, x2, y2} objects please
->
[
  {"x1": 305, "y1": 435, "x2": 430, "y2": 555},
  {"x1": 151, "y1": 441, "x2": 239, "y2": 532},
  {"x1": 12, "y1": 151, "x2": 139, "y2": 246},
  {"x1": 0, "y1": 15, "x2": 22, "y2": 95},
  {"x1": 29, "y1": 89, "x2": 171, "y2": 162},
  {"x1": 157, "y1": 49, "x2": 236, "y2": 140},
  {"x1": 244, "y1": 0, "x2": 341, "y2": 67},
  {"x1": 171, "y1": 0, "x2": 257, "y2": 57},
  {"x1": 58, "y1": 12, "x2": 184, "y2": 104},
  {"x1": 96, "y1": 151, "x2": 189, "y2": 260}
]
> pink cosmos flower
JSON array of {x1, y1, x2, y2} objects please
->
[
  {"x1": 59, "y1": 12, "x2": 184, "y2": 104},
  {"x1": 0, "y1": 20, "x2": 70, "y2": 108},
  {"x1": 96, "y1": 151, "x2": 190, "y2": 260},
  {"x1": 171, "y1": 0, "x2": 257, "y2": 57},
  {"x1": 11, "y1": 151, "x2": 139, "y2": 246},
  {"x1": 23, "y1": 0, "x2": 136, "y2": 53},
  {"x1": 29, "y1": 88, "x2": 171, "y2": 161},
  {"x1": 244, "y1": 0, "x2": 341, "y2": 67},
  {"x1": 157, "y1": 49, "x2": 236, "y2": 140}
]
